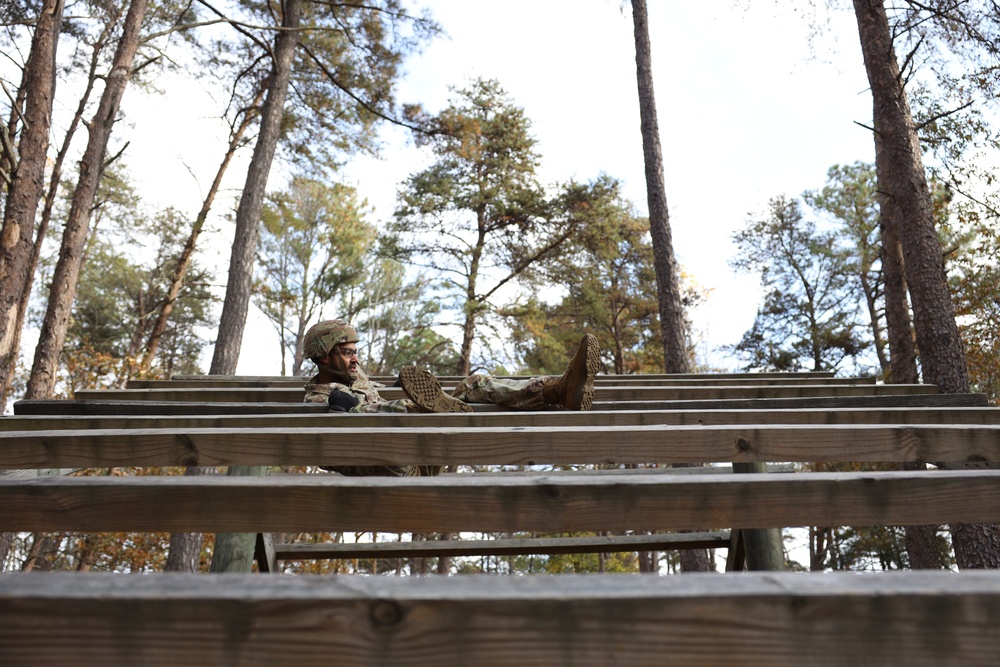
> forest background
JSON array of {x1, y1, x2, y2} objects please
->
[
  {"x1": 1, "y1": 0, "x2": 909, "y2": 397},
  {"x1": 2, "y1": 0, "x2": 999, "y2": 574}
]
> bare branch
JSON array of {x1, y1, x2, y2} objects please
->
[
  {"x1": 141, "y1": 18, "x2": 227, "y2": 43},
  {"x1": 0, "y1": 120, "x2": 17, "y2": 170},
  {"x1": 299, "y1": 41, "x2": 432, "y2": 135},
  {"x1": 915, "y1": 99, "x2": 976, "y2": 131},
  {"x1": 102, "y1": 141, "x2": 130, "y2": 170}
]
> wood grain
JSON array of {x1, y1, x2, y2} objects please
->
[
  {"x1": 1, "y1": 571, "x2": 999, "y2": 666},
  {"x1": 3, "y1": 406, "x2": 999, "y2": 432},
  {"x1": 274, "y1": 531, "x2": 731, "y2": 560},
  {"x1": 1, "y1": 423, "x2": 998, "y2": 469},
  {"x1": 72, "y1": 383, "x2": 941, "y2": 404},
  {"x1": 2, "y1": 469, "x2": 1000, "y2": 533}
]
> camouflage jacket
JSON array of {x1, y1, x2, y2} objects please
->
[{"x1": 303, "y1": 368, "x2": 410, "y2": 414}]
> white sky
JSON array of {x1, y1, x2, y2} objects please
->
[{"x1": 116, "y1": 0, "x2": 877, "y2": 374}]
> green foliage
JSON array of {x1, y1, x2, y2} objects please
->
[
  {"x1": 200, "y1": 0, "x2": 440, "y2": 176},
  {"x1": 35, "y1": 165, "x2": 215, "y2": 392},
  {"x1": 504, "y1": 176, "x2": 678, "y2": 375},
  {"x1": 730, "y1": 196, "x2": 869, "y2": 373},
  {"x1": 254, "y1": 176, "x2": 374, "y2": 376},
  {"x1": 803, "y1": 162, "x2": 887, "y2": 373},
  {"x1": 338, "y1": 251, "x2": 461, "y2": 376},
  {"x1": 390, "y1": 77, "x2": 567, "y2": 372},
  {"x1": 947, "y1": 198, "x2": 1000, "y2": 403}
]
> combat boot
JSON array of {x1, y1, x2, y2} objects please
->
[
  {"x1": 399, "y1": 366, "x2": 473, "y2": 413},
  {"x1": 542, "y1": 334, "x2": 599, "y2": 411}
]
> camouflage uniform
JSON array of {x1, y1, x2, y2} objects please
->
[
  {"x1": 452, "y1": 374, "x2": 551, "y2": 410},
  {"x1": 302, "y1": 320, "x2": 427, "y2": 476},
  {"x1": 303, "y1": 367, "x2": 417, "y2": 414}
]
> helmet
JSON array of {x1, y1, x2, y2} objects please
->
[{"x1": 302, "y1": 319, "x2": 359, "y2": 359}]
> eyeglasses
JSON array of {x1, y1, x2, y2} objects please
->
[{"x1": 334, "y1": 346, "x2": 358, "y2": 358}]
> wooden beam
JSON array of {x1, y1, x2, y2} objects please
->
[
  {"x1": 1, "y1": 423, "x2": 999, "y2": 469},
  {"x1": 71, "y1": 384, "x2": 939, "y2": 404},
  {"x1": 12, "y1": 399, "x2": 328, "y2": 416},
  {"x1": 14, "y1": 392, "x2": 987, "y2": 416},
  {"x1": 596, "y1": 393, "x2": 988, "y2": 410},
  {"x1": 1, "y1": 571, "x2": 999, "y2": 666},
  {"x1": 171, "y1": 371, "x2": 840, "y2": 381},
  {"x1": 274, "y1": 531, "x2": 731, "y2": 560},
  {"x1": 3, "y1": 407, "x2": 998, "y2": 432},
  {"x1": 2, "y1": 469, "x2": 1000, "y2": 533},
  {"x1": 126, "y1": 376, "x2": 876, "y2": 388}
]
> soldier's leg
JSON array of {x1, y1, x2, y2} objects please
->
[
  {"x1": 540, "y1": 334, "x2": 600, "y2": 411},
  {"x1": 452, "y1": 374, "x2": 549, "y2": 410},
  {"x1": 452, "y1": 334, "x2": 599, "y2": 411},
  {"x1": 398, "y1": 366, "x2": 473, "y2": 413}
]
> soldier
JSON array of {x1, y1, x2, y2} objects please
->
[
  {"x1": 301, "y1": 319, "x2": 599, "y2": 477},
  {"x1": 302, "y1": 319, "x2": 599, "y2": 414}
]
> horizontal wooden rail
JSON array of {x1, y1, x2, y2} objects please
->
[
  {"x1": 12, "y1": 399, "x2": 329, "y2": 416},
  {"x1": 600, "y1": 393, "x2": 989, "y2": 410},
  {"x1": 14, "y1": 392, "x2": 987, "y2": 416},
  {"x1": 275, "y1": 531, "x2": 730, "y2": 560},
  {"x1": 71, "y1": 384, "x2": 939, "y2": 404},
  {"x1": 1, "y1": 571, "x2": 999, "y2": 666},
  {"x1": 3, "y1": 407, "x2": 998, "y2": 432},
  {"x1": 1, "y1": 423, "x2": 998, "y2": 469},
  {"x1": 2, "y1": 469, "x2": 1000, "y2": 533},
  {"x1": 126, "y1": 376, "x2": 876, "y2": 389},
  {"x1": 171, "y1": 371, "x2": 839, "y2": 382}
]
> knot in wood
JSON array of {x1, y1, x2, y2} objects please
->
[
  {"x1": 736, "y1": 438, "x2": 752, "y2": 453},
  {"x1": 370, "y1": 599, "x2": 404, "y2": 627}
]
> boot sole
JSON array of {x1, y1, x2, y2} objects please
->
[
  {"x1": 399, "y1": 366, "x2": 473, "y2": 413},
  {"x1": 571, "y1": 334, "x2": 600, "y2": 411}
]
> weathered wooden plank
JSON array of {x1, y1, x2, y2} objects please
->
[
  {"x1": 2, "y1": 469, "x2": 999, "y2": 533},
  {"x1": 1, "y1": 423, "x2": 998, "y2": 469},
  {"x1": 595, "y1": 393, "x2": 988, "y2": 410},
  {"x1": 71, "y1": 383, "x2": 939, "y2": 403},
  {"x1": 126, "y1": 376, "x2": 876, "y2": 389},
  {"x1": 171, "y1": 371, "x2": 839, "y2": 381},
  {"x1": 1, "y1": 571, "x2": 998, "y2": 666},
  {"x1": 275, "y1": 531, "x2": 731, "y2": 560},
  {"x1": 3, "y1": 407, "x2": 998, "y2": 432},
  {"x1": 15, "y1": 392, "x2": 986, "y2": 416},
  {"x1": 12, "y1": 399, "x2": 328, "y2": 416}
]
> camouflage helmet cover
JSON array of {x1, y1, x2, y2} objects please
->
[{"x1": 303, "y1": 319, "x2": 359, "y2": 359}]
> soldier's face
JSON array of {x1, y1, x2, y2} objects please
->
[{"x1": 327, "y1": 343, "x2": 360, "y2": 383}]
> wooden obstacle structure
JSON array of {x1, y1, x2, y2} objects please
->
[{"x1": 2, "y1": 371, "x2": 1000, "y2": 665}]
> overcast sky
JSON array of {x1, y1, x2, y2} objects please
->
[{"x1": 123, "y1": 0, "x2": 877, "y2": 375}]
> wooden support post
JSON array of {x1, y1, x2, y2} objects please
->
[
  {"x1": 733, "y1": 461, "x2": 784, "y2": 571},
  {"x1": 208, "y1": 465, "x2": 268, "y2": 573},
  {"x1": 254, "y1": 532, "x2": 276, "y2": 573}
]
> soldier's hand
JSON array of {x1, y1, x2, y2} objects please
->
[{"x1": 328, "y1": 389, "x2": 360, "y2": 413}]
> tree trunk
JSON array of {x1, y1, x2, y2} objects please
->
[
  {"x1": 163, "y1": 465, "x2": 214, "y2": 572},
  {"x1": 0, "y1": 531, "x2": 13, "y2": 571},
  {"x1": 210, "y1": 0, "x2": 303, "y2": 375},
  {"x1": 853, "y1": 0, "x2": 968, "y2": 394},
  {"x1": 0, "y1": 0, "x2": 64, "y2": 406},
  {"x1": 859, "y1": 272, "x2": 888, "y2": 374},
  {"x1": 631, "y1": 0, "x2": 689, "y2": 374},
  {"x1": 25, "y1": 0, "x2": 148, "y2": 399},
  {"x1": 2, "y1": 18, "x2": 110, "y2": 401},
  {"x1": 679, "y1": 548, "x2": 714, "y2": 573},
  {"x1": 879, "y1": 212, "x2": 918, "y2": 384},
  {"x1": 854, "y1": 0, "x2": 1000, "y2": 570},
  {"x1": 141, "y1": 88, "x2": 265, "y2": 373},
  {"x1": 882, "y1": 194, "x2": 940, "y2": 568}
]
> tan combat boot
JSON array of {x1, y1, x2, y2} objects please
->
[
  {"x1": 399, "y1": 366, "x2": 473, "y2": 413},
  {"x1": 542, "y1": 334, "x2": 599, "y2": 411}
]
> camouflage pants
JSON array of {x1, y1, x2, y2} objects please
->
[{"x1": 451, "y1": 374, "x2": 553, "y2": 410}]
